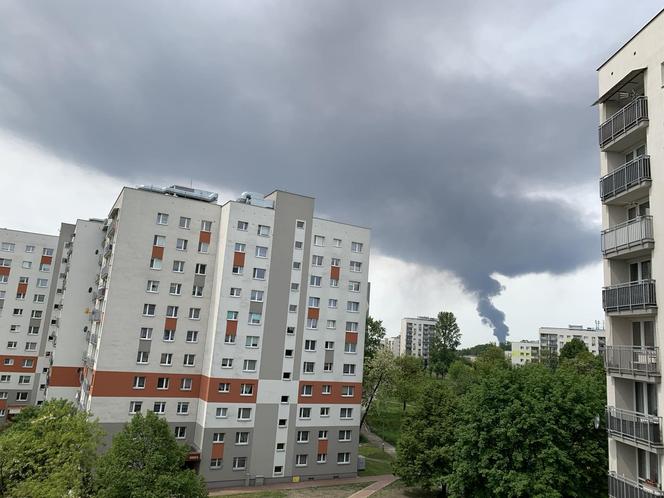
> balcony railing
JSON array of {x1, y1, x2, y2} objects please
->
[
  {"x1": 603, "y1": 280, "x2": 657, "y2": 313},
  {"x1": 600, "y1": 155, "x2": 651, "y2": 202},
  {"x1": 602, "y1": 216, "x2": 654, "y2": 257},
  {"x1": 599, "y1": 96, "x2": 648, "y2": 148},
  {"x1": 609, "y1": 472, "x2": 664, "y2": 497},
  {"x1": 607, "y1": 407, "x2": 663, "y2": 448},
  {"x1": 605, "y1": 346, "x2": 659, "y2": 378}
]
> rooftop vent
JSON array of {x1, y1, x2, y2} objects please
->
[
  {"x1": 138, "y1": 185, "x2": 218, "y2": 203},
  {"x1": 237, "y1": 192, "x2": 274, "y2": 209}
]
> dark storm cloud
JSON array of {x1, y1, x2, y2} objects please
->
[{"x1": 0, "y1": 0, "x2": 660, "y2": 341}]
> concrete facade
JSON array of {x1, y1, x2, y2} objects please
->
[
  {"x1": 510, "y1": 340, "x2": 539, "y2": 366},
  {"x1": 538, "y1": 325, "x2": 606, "y2": 358},
  {"x1": 398, "y1": 316, "x2": 436, "y2": 366}
]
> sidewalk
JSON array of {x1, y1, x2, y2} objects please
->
[
  {"x1": 361, "y1": 424, "x2": 396, "y2": 457},
  {"x1": 348, "y1": 474, "x2": 398, "y2": 498}
]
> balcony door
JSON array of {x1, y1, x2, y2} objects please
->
[
  {"x1": 633, "y1": 321, "x2": 655, "y2": 348},
  {"x1": 625, "y1": 144, "x2": 647, "y2": 163},
  {"x1": 638, "y1": 448, "x2": 659, "y2": 487},
  {"x1": 630, "y1": 260, "x2": 652, "y2": 282},
  {"x1": 635, "y1": 381, "x2": 657, "y2": 416},
  {"x1": 627, "y1": 200, "x2": 650, "y2": 221}
]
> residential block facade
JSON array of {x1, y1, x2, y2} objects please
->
[
  {"x1": 398, "y1": 316, "x2": 436, "y2": 366},
  {"x1": 510, "y1": 340, "x2": 539, "y2": 366},
  {"x1": 597, "y1": 9, "x2": 664, "y2": 497},
  {"x1": 538, "y1": 325, "x2": 606, "y2": 359}
]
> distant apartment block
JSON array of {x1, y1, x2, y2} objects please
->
[
  {"x1": 596, "y1": 9, "x2": 664, "y2": 497},
  {"x1": 1, "y1": 185, "x2": 371, "y2": 489},
  {"x1": 510, "y1": 340, "x2": 539, "y2": 366},
  {"x1": 399, "y1": 316, "x2": 436, "y2": 366},
  {"x1": 539, "y1": 325, "x2": 606, "y2": 359},
  {"x1": 381, "y1": 336, "x2": 399, "y2": 356}
]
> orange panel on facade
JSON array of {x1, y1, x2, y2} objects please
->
[
  {"x1": 40, "y1": 255, "x2": 52, "y2": 265},
  {"x1": 164, "y1": 317, "x2": 177, "y2": 330},
  {"x1": 0, "y1": 355, "x2": 37, "y2": 373},
  {"x1": 317, "y1": 439, "x2": 328, "y2": 454},
  {"x1": 0, "y1": 267, "x2": 9, "y2": 277},
  {"x1": 201, "y1": 378, "x2": 258, "y2": 403},
  {"x1": 330, "y1": 266, "x2": 340, "y2": 280},
  {"x1": 49, "y1": 366, "x2": 82, "y2": 387},
  {"x1": 151, "y1": 246, "x2": 164, "y2": 259},
  {"x1": 211, "y1": 443, "x2": 224, "y2": 459},
  {"x1": 16, "y1": 282, "x2": 27, "y2": 295},
  {"x1": 307, "y1": 307, "x2": 320, "y2": 320},
  {"x1": 297, "y1": 381, "x2": 363, "y2": 404},
  {"x1": 233, "y1": 251, "x2": 245, "y2": 267},
  {"x1": 345, "y1": 332, "x2": 358, "y2": 344},
  {"x1": 199, "y1": 231, "x2": 211, "y2": 244},
  {"x1": 226, "y1": 320, "x2": 238, "y2": 334}
]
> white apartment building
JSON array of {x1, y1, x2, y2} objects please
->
[
  {"x1": 42, "y1": 185, "x2": 370, "y2": 488},
  {"x1": 382, "y1": 336, "x2": 400, "y2": 356},
  {"x1": 399, "y1": 316, "x2": 436, "y2": 366},
  {"x1": 596, "y1": 9, "x2": 664, "y2": 497},
  {"x1": 538, "y1": 325, "x2": 606, "y2": 358},
  {"x1": 510, "y1": 340, "x2": 539, "y2": 366}
]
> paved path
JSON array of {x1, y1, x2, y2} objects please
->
[
  {"x1": 361, "y1": 424, "x2": 396, "y2": 457},
  {"x1": 347, "y1": 474, "x2": 398, "y2": 498},
  {"x1": 209, "y1": 474, "x2": 394, "y2": 496}
]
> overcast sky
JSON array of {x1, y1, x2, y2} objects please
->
[{"x1": 0, "y1": 1, "x2": 661, "y2": 346}]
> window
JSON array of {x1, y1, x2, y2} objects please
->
[
  {"x1": 18, "y1": 375, "x2": 30, "y2": 385},
  {"x1": 218, "y1": 382, "x2": 230, "y2": 393},
  {"x1": 296, "y1": 454, "x2": 308, "y2": 467},
  {"x1": 142, "y1": 303, "x2": 156, "y2": 316},
  {"x1": 180, "y1": 378, "x2": 192, "y2": 391},
  {"x1": 16, "y1": 392, "x2": 29, "y2": 402},
  {"x1": 237, "y1": 220, "x2": 249, "y2": 231},
  {"x1": 172, "y1": 260, "x2": 184, "y2": 273},
  {"x1": 351, "y1": 241, "x2": 363, "y2": 253},
  {"x1": 333, "y1": 238, "x2": 342, "y2": 247},
  {"x1": 139, "y1": 327, "x2": 153, "y2": 340},
  {"x1": 290, "y1": 283, "x2": 299, "y2": 292},
  {"x1": 253, "y1": 268, "x2": 266, "y2": 280},
  {"x1": 153, "y1": 401, "x2": 166, "y2": 414},
  {"x1": 308, "y1": 297, "x2": 320, "y2": 308},
  {"x1": 216, "y1": 407, "x2": 228, "y2": 418},
  {"x1": 346, "y1": 321, "x2": 359, "y2": 332},
  {"x1": 174, "y1": 426, "x2": 186, "y2": 439},
  {"x1": 232, "y1": 457, "x2": 247, "y2": 470},
  {"x1": 326, "y1": 320, "x2": 336, "y2": 329},
  {"x1": 198, "y1": 241, "x2": 209, "y2": 253},
  {"x1": 3, "y1": 358, "x2": 14, "y2": 366},
  {"x1": 299, "y1": 407, "x2": 311, "y2": 419},
  {"x1": 149, "y1": 258, "x2": 162, "y2": 270},
  {"x1": 322, "y1": 384, "x2": 331, "y2": 395},
  {"x1": 240, "y1": 383, "x2": 254, "y2": 396},
  {"x1": 303, "y1": 362, "x2": 315, "y2": 374},
  {"x1": 281, "y1": 395, "x2": 289, "y2": 403},
  {"x1": 294, "y1": 241, "x2": 303, "y2": 250},
  {"x1": 350, "y1": 261, "x2": 362, "y2": 272},
  {"x1": 255, "y1": 246, "x2": 268, "y2": 259},
  {"x1": 213, "y1": 432, "x2": 225, "y2": 443},
  {"x1": 160, "y1": 353, "x2": 173, "y2": 366},
  {"x1": 317, "y1": 453, "x2": 327, "y2": 464},
  {"x1": 243, "y1": 359, "x2": 257, "y2": 372},
  {"x1": 40, "y1": 262, "x2": 51, "y2": 272},
  {"x1": 342, "y1": 385, "x2": 355, "y2": 397},
  {"x1": 286, "y1": 326, "x2": 295, "y2": 335},
  {"x1": 237, "y1": 407, "x2": 252, "y2": 420},
  {"x1": 306, "y1": 318, "x2": 318, "y2": 329},
  {"x1": 179, "y1": 216, "x2": 191, "y2": 229},
  {"x1": 153, "y1": 235, "x2": 166, "y2": 247},
  {"x1": 10, "y1": 325, "x2": 19, "y2": 333},
  {"x1": 289, "y1": 304, "x2": 297, "y2": 313},
  {"x1": 227, "y1": 311, "x2": 239, "y2": 320},
  {"x1": 230, "y1": 287, "x2": 241, "y2": 297},
  {"x1": 19, "y1": 276, "x2": 28, "y2": 284},
  {"x1": 183, "y1": 354, "x2": 195, "y2": 366},
  {"x1": 166, "y1": 305, "x2": 179, "y2": 318},
  {"x1": 301, "y1": 384, "x2": 313, "y2": 397},
  {"x1": 6, "y1": 341, "x2": 16, "y2": 349},
  {"x1": 331, "y1": 257, "x2": 340, "y2": 267},
  {"x1": 33, "y1": 294, "x2": 45, "y2": 303},
  {"x1": 15, "y1": 292, "x2": 25, "y2": 300},
  {"x1": 195, "y1": 263, "x2": 206, "y2": 275},
  {"x1": 245, "y1": 336, "x2": 259, "y2": 348},
  {"x1": 133, "y1": 376, "x2": 146, "y2": 389},
  {"x1": 232, "y1": 265, "x2": 243, "y2": 275},
  {"x1": 248, "y1": 312, "x2": 262, "y2": 325},
  {"x1": 36, "y1": 278, "x2": 48, "y2": 288},
  {"x1": 31, "y1": 310, "x2": 42, "y2": 318},
  {"x1": 331, "y1": 278, "x2": 339, "y2": 287},
  {"x1": 285, "y1": 349, "x2": 294, "y2": 358},
  {"x1": 250, "y1": 290, "x2": 264, "y2": 302},
  {"x1": 192, "y1": 285, "x2": 203, "y2": 297},
  {"x1": 314, "y1": 235, "x2": 325, "y2": 246},
  {"x1": 0, "y1": 375, "x2": 10, "y2": 382},
  {"x1": 186, "y1": 330, "x2": 198, "y2": 343},
  {"x1": 21, "y1": 261, "x2": 31, "y2": 269},
  {"x1": 324, "y1": 362, "x2": 333, "y2": 372},
  {"x1": 42, "y1": 247, "x2": 54, "y2": 256},
  {"x1": 176, "y1": 238, "x2": 188, "y2": 251},
  {"x1": 293, "y1": 261, "x2": 301, "y2": 270},
  {"x1": 274, "y1": 465, "x2": 283, "y2": 474},
  {"x1": 346, "y1": 301, "x2": 359, "y2": 313},
  {"x1": 328, "y1": 299, "x2": 338, "y2": 309},
  {"x1": 340, "y1": 407, "x2": 353, "y2": 419},
  {"x1": 1, "y1": 242, "x2": 15, "y2": 252},
  {"x1": 25, "y1": 342, "x2": 37, "y2": 351},
  {"x1": 278, "y1": 419, "x2": 287, "y2": 427},
  {"x1": 312, "y1": 255, "x2": 323, "y2": 266},
  {"x1": 0, "y1": 392, "x2": 6, "y2": 399},
  {"x1": 13, "y1": 308, "x2": 23, "y2": 316},
  {"x1": 257, "y1": 225, "x2": 271, "y2": 237},
  {"x1": 146, "y1": 280, "x2": 159, "y2": 293},
  {"x1": 0, "y1": 258, "x2": 11, "y2": 267},
  {"x1": 221, "y1": 358, "x2": 233, "y2": 368},
  {"x1": 156, "y1": 213, "x2": 169, "y2": 225},
  {"x1": 201, "y1": 220, "x2": 212, "y2": 231},
  {"x1": 297, "y1": 431, "x2": 309, "y2": 443},
  {"x1": 348, "y1": 281, "x2": 360, "y2": 292},
  {"x1": 25, "y1": 245, "x2": 35, "y2": 253},
  {"x1": 235, "y1": 431, "x2": 249, "y2": 445},
  {"x1": 343, "y1": 364, "x2": 356, "y2": 375},
  {"x1": 189, "y1": 308, "x2": 201, "y2": 319},
  {"x1": 210, "y1": 458, "x2": 222, "y2": 469},
  {"x1": 234, "y1": 242, "x2": 246, "y2": 252},
  {"x1": 296, "y1": 220, "x2": 305, "y2": 229},
  {"x1": 136, "y1": 351, "x2": 149, "y2": 364},
  {"x1": 304, "y1": 340, "x2": 316, "y2": 351},
  {"x1": 310, "y1": 275, "x2": 321, "y2": 287},
  {"x1": 337, "y1": 452, "x2": 351, "y2": 464},
  {"x1": 224, "y1": 334, "x2": 236, "y2": 344},
  {"x1": 129, "y1": 401, "x2": 143, "y2": 414}
]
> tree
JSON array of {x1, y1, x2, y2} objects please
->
[
  {"x1": 429, "y1": 311, "x2": 461, "y2": 377},
  {"x1": 0, "y1": 399, "x2": 103, "y2": 498},
  {"x1": 393, "y1": 355, "x2": 425, "y2": 411},
  {"x1": 364, "y1": 315, "x2": 386, "y2": 361},
  {"x1": 95, "y1": 411, "x2": 207, "y2": 498},
  {"x1": 559, "y1": 338, "x2": 589, "y2": 362},
  {"x1": 361, "y1": 347, "x2": 396, "y2": 428}
]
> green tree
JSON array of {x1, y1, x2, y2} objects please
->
[
  {"x1": 360, "y1": 347, "x2": 396, "y2": 428},
  {"x1": 392, "y1": 355, "x2": 425, "y2": 411},
  {"x1": 0, "y1": 399, "x2": 103, "y2": 498},
  {"x1": 95, "y1": 411, "x2": 207, "y2": 498},
  {"x1": 364, "y1": 315, "x2": 386, "y2": 361},
  {"x1": 429, "y1": 312, "x2": 461, "y2": 377},
  {"x1": 559, "y1": 338, "x2": 589, "y2": 361}
]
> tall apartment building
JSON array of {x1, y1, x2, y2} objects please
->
[
  {"x1": 42, "y1": 186, "x2": 370, "y2": 488},
  {"x1": 596, "y1": 9, "x2": 664, "y2": 497},
  {"x1": 510, "y1": 340, "x2": 539, "y2": 366},
  {"x1": 382, "y1": 336, "x2": 400, "y2": 356},
  {"x1": 399, "y1": 316, "x2": 436, "y2": 366},
  {"x1": 538, "y1": 325, "x2": 606, "y2": 358},
  {"x1": 0, "y1": 229, "x2": 60, "y2": 421}
]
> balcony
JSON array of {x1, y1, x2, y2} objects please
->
[
  {"x1": 600, "y1": 155, "x2": 651, "y2": 204},
  {"x1": 609, "y1": 472, "x2": 664, "y2": 497},
  {"x1": 602, "y1": 216, "x2": 654, "y2": 259},
  {"x1": 605, "y1": 346, "x2": 660, "y2": 380},
  {"x1": 599, "y1": 96, "x2": 648, "y2": 151},
  {"x1": 607, "y1": 406, "x2": 663, "y2": 449},
  {"x1": 603, "y1": 280, "x2": 657, "y2": 316}
]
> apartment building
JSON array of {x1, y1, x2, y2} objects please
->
[
  {"x1": 399, "y1": 316, "x2": 436, "y2": 366},
  {"x1": 381, "y1": 336, "x2": 400, "y2": 356},
  {"x1": 596, "y1": 9, "x2": 664, "y2": 497},
  {"x1": 44, "y1": 185, "x2": 370, "y2": 488},
  {"x1": 0, "y1": 228, "x2": 60, "y2": 421},
  {"x1": 510, "y1": 340, "x2": 539, "y2": 366},
  {"x1": 538, "y1": 325, "x2": 606, "y2": 359}
]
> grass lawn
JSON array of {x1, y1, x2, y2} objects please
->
[
  {"x1": 218, "y1": 482, "x2": 370, "y2": 498},
  {"x1": 372, "y1": 480, "x2": 440, "y2": 498},
  {"x1": 358, "y1": 442, "x2": 394, "y2": 476},
  {"x1": 365, "y1": 399, "x2": 414, "y2": 446}
]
